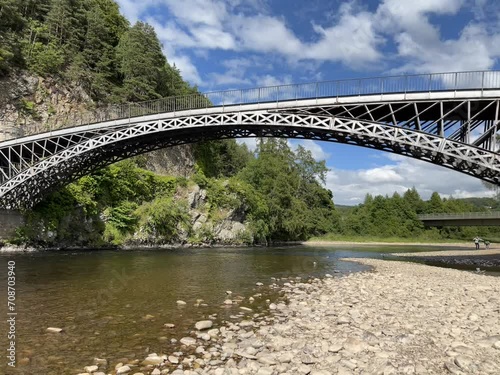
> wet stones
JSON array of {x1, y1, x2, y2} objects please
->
[
  {"x1": 93, "y1": 358, "x2": 107, "y2": 366},
  {"x1": 194, "y1": 320, "x2": 213, "y2": 330},
  {"x1": 141, "y1": 354, "x2": 163, "y2": 366},
  {"x1": 81, "y1": 258, "x2": 500, "y2": 375}
]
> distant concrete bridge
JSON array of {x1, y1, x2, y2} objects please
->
[
  {"x1": 419, "y1": 212, "x2": 500, "y2": 226},
  {"x1": 0, "y1": 70, "x2": 500, "y2": 209}
]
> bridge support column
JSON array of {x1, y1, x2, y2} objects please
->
[{"x1": 0, "y1": 209, "x2": 24, "y2": 240}]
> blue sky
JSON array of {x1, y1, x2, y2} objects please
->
[{"x1": 115, "y1": 0, "x2": 500, "y2": 204}]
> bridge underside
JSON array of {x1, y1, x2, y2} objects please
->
[
  {"x1": 286, "y1": 97, "x2": 500, "y2": 151},
  {"x1": 1, "y1": 94, "x2": 499, "y2": 209}
]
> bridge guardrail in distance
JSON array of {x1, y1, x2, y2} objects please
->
[{"x1": 419, "y1": 212, "x2": 500, "y2": 220}]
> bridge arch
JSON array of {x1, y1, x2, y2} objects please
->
[
  {"x1": 2, "y1": 70, "x2": 500, "y2": 209},
  {"x1": 0, "y1": 106, "x2": 498, "y2": 209}
]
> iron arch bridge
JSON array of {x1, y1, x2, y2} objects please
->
[{"x1": 1, "y1": 70, "x2": 500, "y2": 209}]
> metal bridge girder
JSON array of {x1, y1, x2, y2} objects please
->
[
  {"x1": 2, "y1": 70, "x2": 500, "y2": 209},
  {"x1": 0, "y1": 104, "x2": 499, "y2": 209}
]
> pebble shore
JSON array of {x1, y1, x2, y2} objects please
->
[
  {"x1": 394, "y1": 249, "x2": 500, "y2": 268},
  {"x1": 77, "y1": 259, "x2": 500, "y2": 375}
]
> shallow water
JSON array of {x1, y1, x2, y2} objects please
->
[{"x1": 0, "y1": 245, "x2": 489, "y2": 374}]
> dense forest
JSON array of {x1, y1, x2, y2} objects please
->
[
  {"x1": 1, "y1": 0, "x2": 498, "y2": 247},
  {"x1": 0, "y1": 0, "x2": 195, "y2": 101}
]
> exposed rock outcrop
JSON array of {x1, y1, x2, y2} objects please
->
[
  {"x1": 117, "y1": 183, "x2": 251, "y2": 248},
  {"x1": 0, "y1": 70, "x2": 93, "y2": 137}
]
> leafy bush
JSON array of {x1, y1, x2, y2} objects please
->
[{"x1": 135, "y1": 197, "x2": 191, "y2": 242}]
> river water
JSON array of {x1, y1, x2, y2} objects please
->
[{"x1": 0, "y1": 245, "x2": 488, "y2": 374}]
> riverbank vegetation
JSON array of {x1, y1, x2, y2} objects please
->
[
  {"x1": 12, "y1": 138, "x2": 340, "y2": 247},
  {"x1": 313, "y1": 190, "x2": 499, "y2": 244}
]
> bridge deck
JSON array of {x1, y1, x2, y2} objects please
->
[
  {"x1": 2, "y1": 89, "x2": 500, "y2": 147},
  {"x1": 419, "y1": 212, "x2": 500, "y2": 227}
]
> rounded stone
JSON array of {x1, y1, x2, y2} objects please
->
[
  {"x1": 180, "y1": 337, "x2": 197, "y2": 346},
  {"x1": 195, "y1": 320, "x2": 213, "y2": 330}
]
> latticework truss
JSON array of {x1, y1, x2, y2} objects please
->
[{"x1": 0, "y1": 95, "x2": 499, "y2": 209}]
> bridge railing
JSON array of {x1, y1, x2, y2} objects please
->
[
  {"x1": 2, "y1": 70, "x2": 500, "y2": 134},
  {"x1": 419, "y1": 211, "x2": 500, "y2": 220}
]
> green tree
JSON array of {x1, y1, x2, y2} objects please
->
[
  {"x1": 238, "y1": 139, "x2": 337, "y2": 241},
  {"x1": 72, "y1": 0, "x2": 128, "y2": 101},
  {"x1": 194, "y1": 140, "x2": 253, "y2": 178},
  {"x1": 45, "y1": 0, "x2": 86, "y2": 48},
  {"x1": 0, "y1": 0, "x2": 25, "y2": 73},
  {"x1": 116, "y1": 21, "x2": 168, "y2": 101},
  {"x1": 426, "y1": 192, "x2": 444, "y2": 213}
]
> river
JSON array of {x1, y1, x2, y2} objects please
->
[{"x1": 0, "y1": 245, "x2": 491, "y2": 374}]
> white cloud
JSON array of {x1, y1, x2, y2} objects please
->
[
  {"x1": 306, "y1": 2, "x2": 384, "y2": 66},
  {"x1": 230, "y1": 15, "x2": 304, "y2": 56},
  {"x1": 160, "y1": 0, "x2": 228, "y2": 27},
  {"x1": 115, "y1": 0, "x2": 157, "y2": 23},
  {"x1": 358, "y1": 165, "x2": 404, "y2": 183},
  {"x1": 191, "y1": 25, "x2": 236, "y2": 49},
  {"x1": 209, "y1": 73, "x2": 252, "y2": 86},
  {"x1": 207, "y1": 58, "x2": 257, "y2": 87},
  {"x1": 118, "y1": 0, "x2": 500, "y2": 87},
  {"x1": 169, "y1": 53, "x2": 203, "y2": 85},
  {"x1": 148, "y1": 0, "x2": 388, "y2": 70},
  {"x1": 147, "y1": 20, "x2": 197, "y2": 48},
  {"x1": 147, "y1": 18, "x2": 235, "y2": 50},
  {"x1": 254, "y1": 74, "x2": 293, "y2": 87},
  {"x1": 326, "y1": 153, "x2": 495, "y2": 205},
  {"x1": 375, "y1": 0, "x2": 500, "y2": 74},
  {"x1": 392, "y1": 22, "x2": 496, "y2": 74}
]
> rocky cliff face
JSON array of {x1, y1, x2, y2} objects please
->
[
  {"x1": 129, "y1": 183, "x2": 251, "y2": 248},
  {"x1": 142, "y1": 146, "x2": 194, "y2": 178},
  {"x1": 184, "y1": 184, "x2": 249, "y2": 244},
  {"x1": 0, "y1": 70, "x2": 93, "y2": 138},
  {"x1": 0, "y1": 70, "x2": 195, "y2": 176}
]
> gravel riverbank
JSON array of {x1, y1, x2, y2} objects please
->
[
  {"x1": 394, "y1": 249, "x2": 500, "y2": 269},
  {"x1": 76, "y1": 259, "x2": 500, "y2": 375}
]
